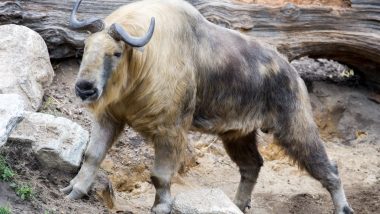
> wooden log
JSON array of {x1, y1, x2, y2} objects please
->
[
  {"x1": 0, "y1": 0, "x2": 379, "y2": 87},
  {"x1": 196, "y1": 0, "x2": 380, "y2": 86}
]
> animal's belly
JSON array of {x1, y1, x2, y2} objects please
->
[{"x1": 190, "y1": 102, "x2": 263, "y2": 135}]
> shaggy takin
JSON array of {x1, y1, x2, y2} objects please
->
[{"x1": 62, "y1": 0, "x2": 353, "y2": 213}]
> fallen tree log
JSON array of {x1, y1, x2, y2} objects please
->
[{"x1": 0, "y1": 0, "x2": 379, "y2": 87}]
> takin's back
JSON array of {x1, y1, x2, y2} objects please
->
[
  {"x1": 176, "y1": 3, "x2": 304, "y2": 136},
  {"x1": 106, "y1": 0, "x2": 305, "y2": 136}
]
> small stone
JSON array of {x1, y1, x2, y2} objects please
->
[{"x1": 172, "y1": 188, "x2": 243, "y2": 214}]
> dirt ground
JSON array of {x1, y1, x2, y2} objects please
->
[
  {"x1": 0, "y1": 146, "x2": 107, "y2": 214},
  {"x1": 1, "y1": 58, "x2": 378, "y2": 214}
]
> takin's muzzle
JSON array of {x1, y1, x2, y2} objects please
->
[{"x1": 75, "y1": 80, "x2": 99, "y2": 101}]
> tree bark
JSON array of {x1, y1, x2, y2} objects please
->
[{"x1": 0, "y1": 0, "x2": 379, "y2": 87}]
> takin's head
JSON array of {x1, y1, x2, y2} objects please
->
[{"x1": 69, "y1": 0, "x2": 155, "y2": 103}]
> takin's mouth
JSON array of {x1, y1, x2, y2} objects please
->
[
  {"x1": 75, "y1": 86, "x2": 100, "y2": 102},
  {"x1": 74, "y1": 80, "x2": 102, "y2": 103}
]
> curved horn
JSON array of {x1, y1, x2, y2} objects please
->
[
  {"x1": 69, "y1": 0, "x2": 104, "y2": 33},
  {"x1": 108, "y1": 17, "x2": 155, "y2": 47}
]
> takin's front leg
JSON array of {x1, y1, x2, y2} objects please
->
[
  {"x1": 150, "y1": 130, "x2": 187, "y2": 214},
  {"x1": 61, "y1": 116, "x2": 123, "y2": 199}
]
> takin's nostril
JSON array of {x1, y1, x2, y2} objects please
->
[
  {"x1": 75, "y1": 80, "x2": 94, "y2": 91},
  {"x1": 75, "y1": 80, "x2": 99, "y2": 101}
]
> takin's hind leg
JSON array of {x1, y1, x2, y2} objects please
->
[
  {"x1": 150, "y1": 129, "x2": 187, "y2": 214},
  {"x1": 274, "y1": 119, "x2": 353, "y2": 214},
  {"x1": 220, "y1": 130, "x2": 263, "y2": 212}
]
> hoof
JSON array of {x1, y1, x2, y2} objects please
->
[
  {"x1": 62, "y1": 185, "x2": 87, "y2": 200},
  {"x1": 234, "y1": 199, "x2": 251, "y2": 212},
  {"x1": 335, "y1": 205, "x2": 354, "y2": 214},
  {"x1": 60, "y1": 185, "x2": 73, "y2": 194},
  {"x1": 343, "y1": 206, "x2": 354, "y2": 214},
  {"x1": 151, "y1": 203, "x2": 172, "y2": 214}
]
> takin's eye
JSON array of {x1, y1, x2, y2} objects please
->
[{"x1": 113, "y1": 52, "x2": 122, "y2": 57}]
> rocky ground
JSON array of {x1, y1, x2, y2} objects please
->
[{"x1": 1, "y1": 57, "x2": 378, "y2": 213}]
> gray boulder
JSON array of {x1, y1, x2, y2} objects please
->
[
  {"x1": 310, "y1": 82, "x2": 380, "y2": 144},
  {"x1": 8, "y1": 112, "x2": 89, "y2": 172},
  {"x1": 0, "y1": 94, "x2": 26, "y2": 147},
  {"x1": 172, "y1": 188, "x2": 243, "y2": 214},
  {"x1": 0, "y1": 24, "x2": 54, "y2": 111}
]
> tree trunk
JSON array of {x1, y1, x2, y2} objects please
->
[{"x1": 0, "y1": 0, "x2": 379, "y2": 87}]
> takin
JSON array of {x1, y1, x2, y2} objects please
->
[{"x1": 62, "y1": 0, "x2": 353, "y2": 213}]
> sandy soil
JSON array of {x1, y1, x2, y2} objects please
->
[
  {"x1": 113, "y1": 135, "x2": 380, "y2": 214},
  {"x1": 1, "y1": 58, "x2": 379, "y2": 214}
]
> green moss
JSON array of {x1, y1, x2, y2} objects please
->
[
  {"x1": 0, "y1": 205, "x2": 12, "y2": 214},
  {"x1": 0, "y1": 156, "x2": 14, "y2": 181},
  {"x1": 15, "y1": 184, "x2": 34, "y2": 201}
]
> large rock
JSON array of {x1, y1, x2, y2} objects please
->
[
  {"x1": 0, "y1": 24, "x2": 54, "y2": 111},
  {"x1": 8, "y1": 112, "x2": 89, "y2": 172},
  {"x1": 172, "y1": 188, "x2": 243, "y2": 214},
  {"x1": 0, "y1": 94, "x2": 26, "y2": 147},
  {"x1": 310, "y1": 82, "x2": 380, "y2": 144}
]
